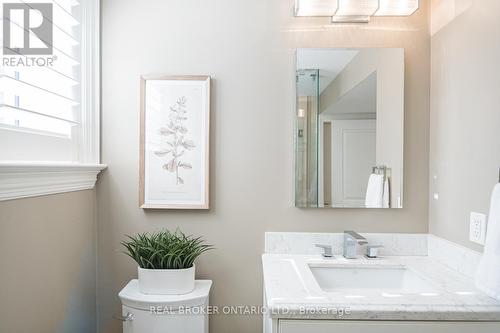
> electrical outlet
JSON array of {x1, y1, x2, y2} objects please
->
[{"x1": 469, "y1": 212, "x2": 487, "y2": 245}]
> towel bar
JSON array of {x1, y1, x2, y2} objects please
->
[{"x1": 372, "y1": 165, "x2": 389, "y2": 179}]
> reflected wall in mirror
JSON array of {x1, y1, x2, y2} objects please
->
[{"x1": 295, "y1": 48, "x2": 404, "y2": 209}]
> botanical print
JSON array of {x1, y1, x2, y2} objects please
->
[
  {"x1": 141, "y1": 76, "x2": 209, "y2": 209},
  {"x1": 154, "y1": 96, "x2": 196, "y2": 185}
]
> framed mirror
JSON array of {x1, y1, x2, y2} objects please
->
[{"x1": 295, "y1": 48, "x2": 404, "y2": 209}]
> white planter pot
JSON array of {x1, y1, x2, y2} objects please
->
[{"x1": 138, "y1": 265, "x2": 195, "y2": 295}]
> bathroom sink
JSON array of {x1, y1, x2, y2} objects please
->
[{"x1": 309, "y1": 264, "x2": 438, "y2": 294}]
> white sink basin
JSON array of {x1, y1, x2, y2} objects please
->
[{"x1": 309, "y1": 264, "x2": 438, "y2": 294}]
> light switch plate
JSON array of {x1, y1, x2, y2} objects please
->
[{"x1": 470, "y1": 212, "x2": 487, "y2": 245}]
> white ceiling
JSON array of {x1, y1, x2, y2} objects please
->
[{"x1": 296, "y1": 48, "x2": 359, "y2": 94}]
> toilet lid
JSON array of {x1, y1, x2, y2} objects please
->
[{"x1": 119, "y1": 279, "x2": 212, "y2": 311}]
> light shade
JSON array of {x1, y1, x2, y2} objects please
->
[
  {"x1": 336, "y1": 0, "x2": 379, "y2": 16},
  {"x1": 295, "y1": 0, "x2": 338, "y2": 17},
  {"x1": 374, "y1": 0, "x2": 419, "y2": 16}
]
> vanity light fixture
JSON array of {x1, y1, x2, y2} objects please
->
[
  {"x1": 374, "y1": 0, "x2": 419, "y2": 16},
  {"x1": 331, "y1": 15, "x2": 371, "y2": 23},
  {"x1": 295, "y1": 0, "x2": 419, "y2": 23},
  {"x1": 295, "y1": 0, "x2": 338, "y2": 17},
  {"x1": 336, "y1": 0, "x2": 379, "y2": 16}
]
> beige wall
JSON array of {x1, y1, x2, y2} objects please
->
[
  {"x1": 98, "y1": 1, "x2": 430, "y2": 332},
  {"x1": 0, "y1": 190, "x2": 97, "y2": 333},
  {"x1": 429, "y1": 0, "x2": 500, "y2": 251}
]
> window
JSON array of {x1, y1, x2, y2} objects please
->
[{"x1": 0, "y1": 0, "x2": 105, "y2": 200}]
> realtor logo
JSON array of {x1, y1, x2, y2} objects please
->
[{"x1": 3, "y1": 3, "x2": 53, "y2": 55}]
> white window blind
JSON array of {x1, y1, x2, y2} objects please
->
[
  {"x1": 0, "y1": 0, "x2": 88, "y2": 162},
  {"x1": 0, "y1": 0, "x2": 104, "y2": 201}
]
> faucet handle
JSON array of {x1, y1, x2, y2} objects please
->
[
  {"x1": 315, "y1": 244, "x2": 333, "y2": 258},
  {"x1": 366, "y1": 245, "x2": 384, "y2": 258}
]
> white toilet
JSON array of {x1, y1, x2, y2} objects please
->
[{"x1": 118, "y1": 279, "x2": 212, "y2": 333}]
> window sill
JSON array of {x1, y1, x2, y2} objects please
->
[{"x1": 0, "y1": 162, "x2": 107, "y2": 201}]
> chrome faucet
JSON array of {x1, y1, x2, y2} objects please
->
[
  {"x1": 315, "y1": 244, "x2": 333, "y2": 258},
  {"x1": 343, "y1": 231, "x2": 368, "y2": 259}
]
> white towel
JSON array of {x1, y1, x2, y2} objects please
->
[
  {"x1": 475, "y1": 183, "x2": 500, "y2": 300},
  {"x1": 382, "y1": 177, "x2": 390, "y2": 208},
  {"x1": 365, "y1": 174, "x2": 384, "y2": 208}
]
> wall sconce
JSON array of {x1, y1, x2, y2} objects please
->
[{"x1": 295, "y1": 0, "x2": 419, "y2": 23}]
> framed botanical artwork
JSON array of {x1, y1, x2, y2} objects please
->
[{"x1": 139, "y1": 75, "x2": 210, "y2": 209}]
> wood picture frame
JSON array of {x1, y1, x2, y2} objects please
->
[{"x1": 139, "y1": 75, "x2": 210, "y2": 209}]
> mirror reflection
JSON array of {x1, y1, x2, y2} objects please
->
[{"x1": 295, "y1": 48, "x2": 404, "y2": 209}]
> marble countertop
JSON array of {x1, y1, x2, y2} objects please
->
[{"x1": 262, "y1": 254, "x2": 500, "y2": 321}]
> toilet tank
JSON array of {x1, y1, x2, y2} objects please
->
[{"x1": 118, "y1": 280, "x2": 212, "y2": 333}]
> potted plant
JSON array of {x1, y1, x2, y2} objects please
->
[{"x1": 121, "y1": 229, "x2": 213, "y2": 295}]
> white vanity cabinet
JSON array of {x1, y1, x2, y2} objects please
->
[{"x1": 278, "y1": 320, "x2": 500, "y2": 333}]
